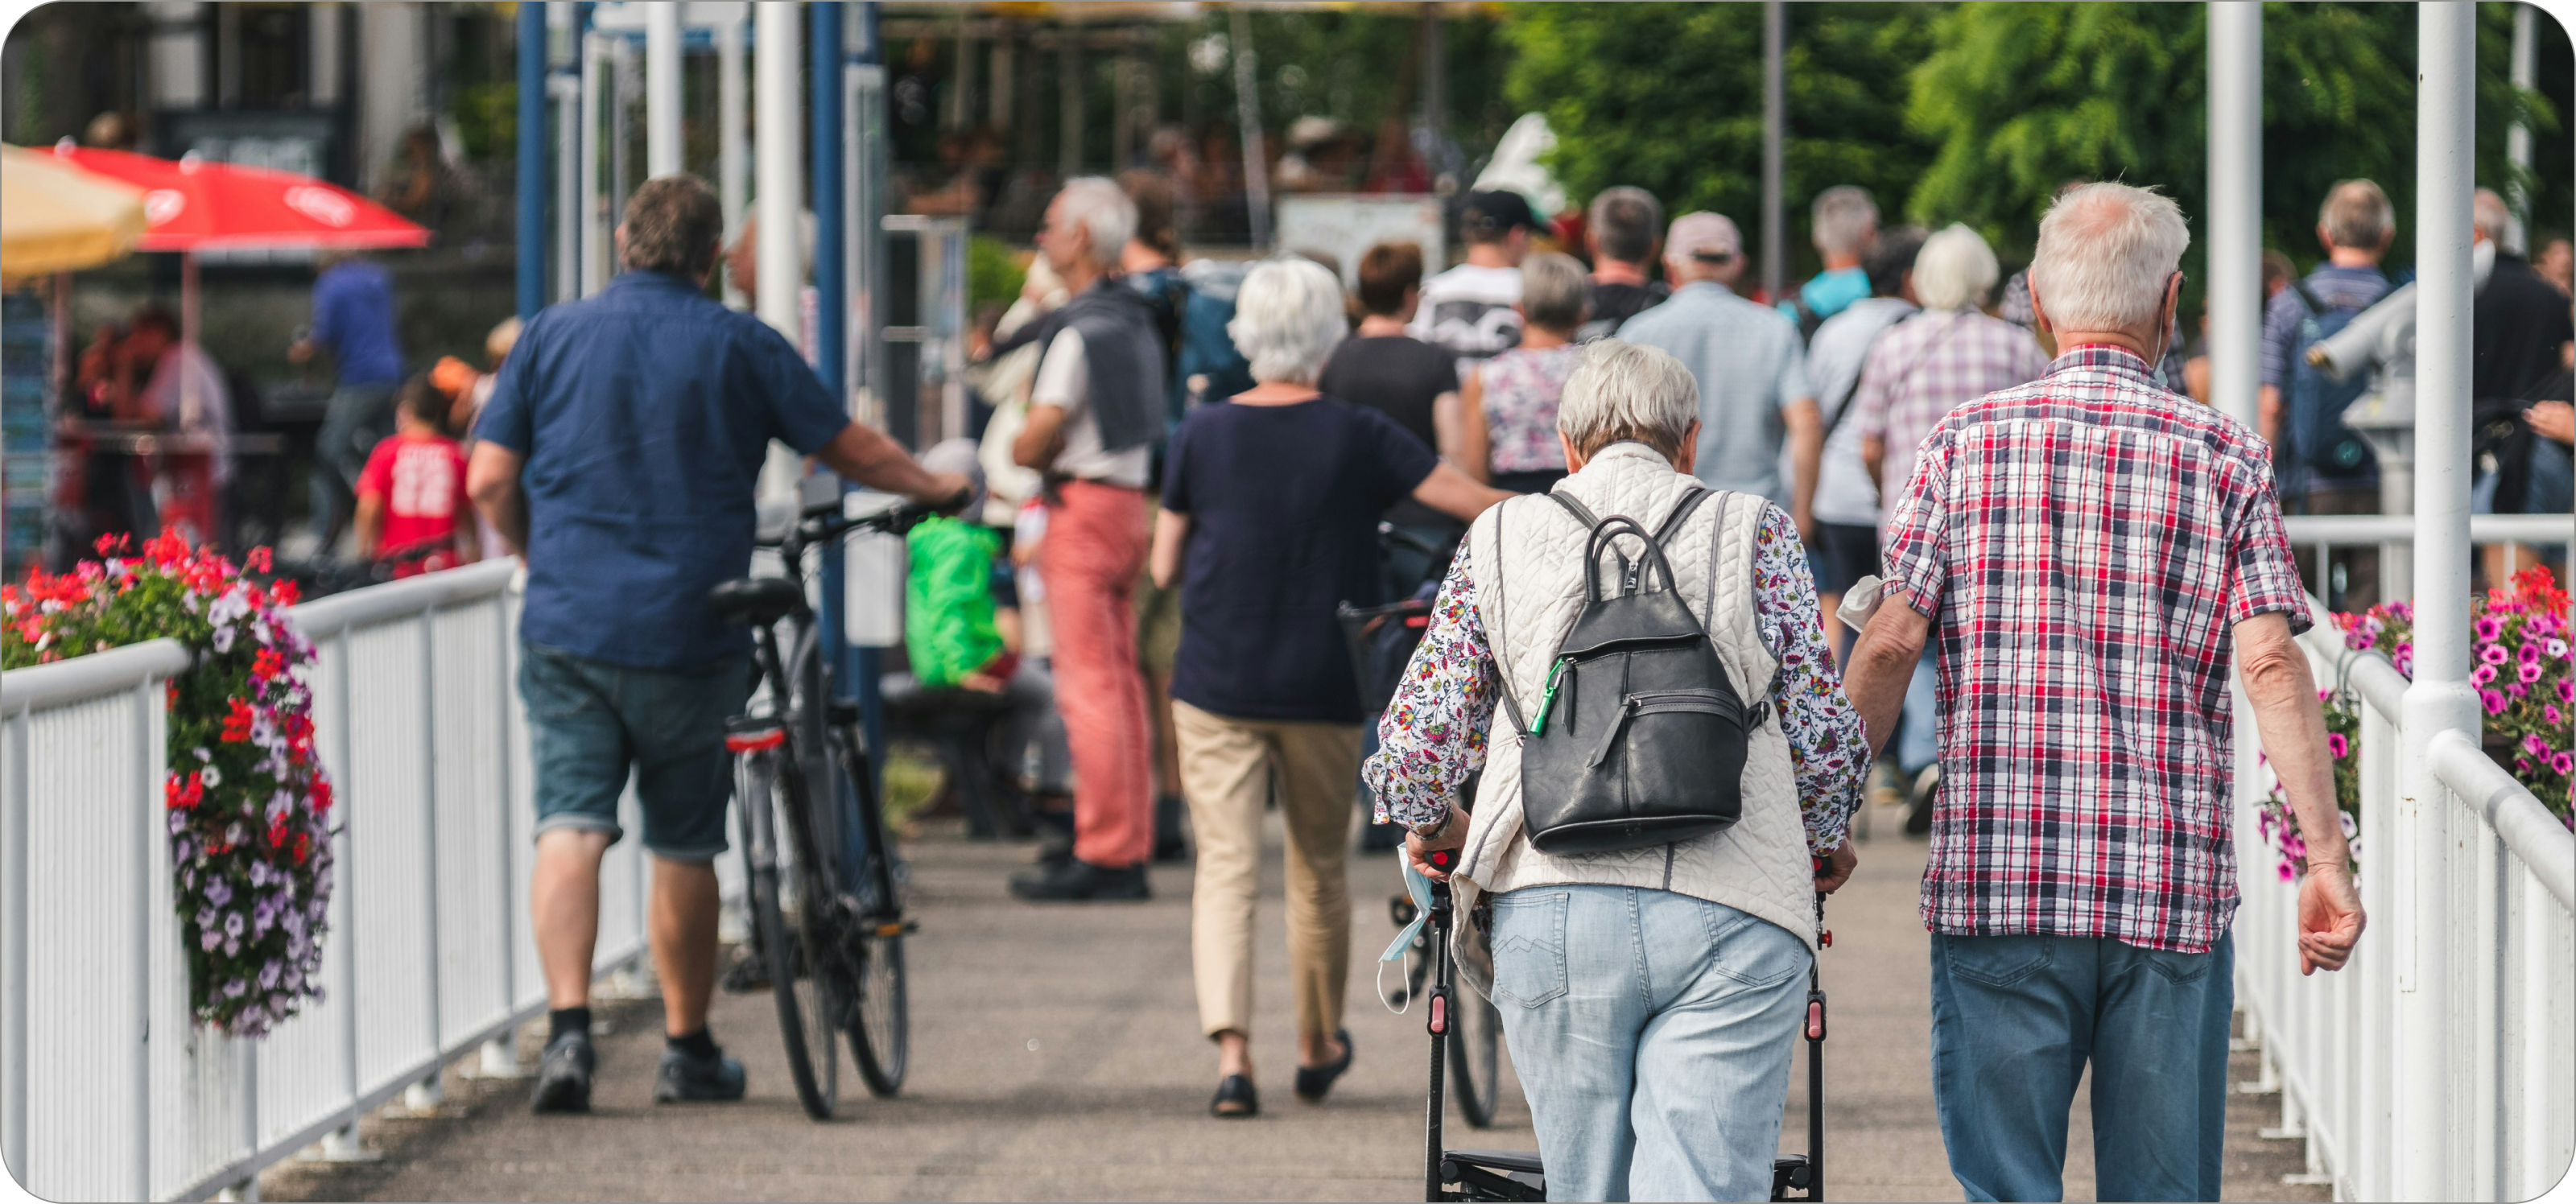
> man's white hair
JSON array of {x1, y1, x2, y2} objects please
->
[
  {"x1": 2473, "y1": 188, "x2": 2512, "y2": 241},
  {"x1": 1228, "y1": 258, "x2": 1348, "y2": 384},
  {"x1": 1810, "y1": 186, "x2": 1879, "y2": 258},
  {"x1": 1558, "y1": 339, "x2": 1700, "y2": 457},
  {"x1": 1913, "y1": 224, "x2": 2000, "y2": 311},
  {"x1": 2029, "y1": 183, "x2": 2190, "y2": 332},
  {"x1": 1054, "y1": 176, "x2": 1135, "y2": 269}
]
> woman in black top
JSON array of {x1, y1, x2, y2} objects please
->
[{"x1": 1318, "y1": 242, "x2": 1469, "y2": 596}]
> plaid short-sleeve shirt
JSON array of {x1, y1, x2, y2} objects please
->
[{"x1": 1882, "y1": 345, "x2": 2312, "y2": 953}]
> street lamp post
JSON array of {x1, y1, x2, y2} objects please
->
[
  {"x1": 2395, "y1": 6, "x2": 2479, "y2": 1198},
  {"x1": 2205, "y1": 2, "x2": 2260, "y2": 435}
]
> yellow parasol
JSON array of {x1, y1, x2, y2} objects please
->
[{"x1": 1, "y1": 143, "x2": 148, "y2": 279}]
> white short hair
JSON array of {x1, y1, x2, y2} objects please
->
[
  {"x1": 1053, "y1": 176, "x2": 1135, "y2": 269},
  {"x1": 1913, "y1": 224, "x2": 2000, "y2": 311},
  {"x1": 2029, "y1": 183, "x2": 2190, "y2": 332},
  {"x1": 2473, "y1": 188, "x2": 2512, "y2": 241},
  {"x1": 1228, "y1": 258, "x2": 1348, "y2": 385},
  {"x1": 1558, "y1": 339, "x2": 1699, "y2": 458},
  {"x1": 1810, "y1": 186, "x2": 1879, "y2": 258}
]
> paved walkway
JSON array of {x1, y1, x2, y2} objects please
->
[{"x1": 262, "y1": 799, "x2": 2326, "y2": 1202}]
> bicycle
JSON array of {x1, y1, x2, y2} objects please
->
[
  {"x1": 1421, "y1": 851, "x2": 1832, "y2": 1202},
  {"x1": 710, "y1": 494, "x2": 934, "y2": 1119}
]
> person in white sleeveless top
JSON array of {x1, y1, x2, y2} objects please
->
[{"x1": 1363, "y1": 340, "x2": 1869, "y2": 1202}]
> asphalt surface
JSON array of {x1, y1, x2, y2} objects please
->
[{"x1": 262, "y1": 798, "x2": 2327, "y2": 1202}]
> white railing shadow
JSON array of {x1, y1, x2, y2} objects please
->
[{"x1": 1, "y1": 561, "x2": 652, "y2": 1201}]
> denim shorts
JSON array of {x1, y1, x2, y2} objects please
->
[{"x1": 521, "y1": 641, "x2": 751, "y2": 862}]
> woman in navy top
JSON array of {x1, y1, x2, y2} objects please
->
[{"x1": 1150, "y1": 258, "x2": 1506, "y2": 1118}]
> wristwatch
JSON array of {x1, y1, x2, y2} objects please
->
[{"x1": 1408, "y1": 810, "x2": 1458, "y2": 840}]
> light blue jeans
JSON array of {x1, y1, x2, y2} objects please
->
[
  {"x1": 1488, "y1": 884, "x2": 1810, "y2": 1202},
  {"x1": 1929, "y1": 932, "x2": 2233, "y2": 1202}
]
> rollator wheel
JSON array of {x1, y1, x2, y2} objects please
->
[{"x1": 1450, "y1": 987, "x2": 1502, "y2": 1128}]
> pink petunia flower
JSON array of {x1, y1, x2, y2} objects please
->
[
  {"x1": 2481, "y1": 643, "x2": 2511, "y2": 666},
  {"x1": 2555, "y1": 752, "x2": 2576, "y2": 777},
  {"x1": 2327, "y1": 732, "x2": 2350, "y2": 758},
  {"x1": 2483, "y1": 689, "x2": 2509, "y2": 715},
  {"x1": 2474, "y1": 664, "x2": 2498, "y2": 686}
]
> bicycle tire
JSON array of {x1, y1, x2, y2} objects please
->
[
  {"x1": 1451, "y1": 985, "x2": 1502, "y2": 1128},
  {"x1": 835, "y1": 725, "x2": 910, "y2": 1097},
  {"x1": 740, "y1": 751, "x2": 840, "y2": 1119}
]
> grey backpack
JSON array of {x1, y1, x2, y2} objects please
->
[{"x1": 1491, "y1": 488, "x2": 1769, "y2": 856}]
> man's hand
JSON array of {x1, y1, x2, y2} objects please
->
[
  {"x1": 2297, "y1": 860, "x2": 2365, "y2": 975},
  {"x1": 1404, "y1": 810, "x2": 1469, "y2": 882},
  {"x1": 1813, "y1": 843, "x2": 1857, "y2": 894},
  {"x1": 815, "y1": 420, "x2": 972, "y2": 507},
  {"x1": 2523, "y1": 400, "x2": 2574, "y2": 447}
]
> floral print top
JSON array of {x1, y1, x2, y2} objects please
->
[
  {"x1": 1479, "y1": 344, "x2": 1583, "y2": 473},
  {"x1": 1364, "y1": 501, "x2": 1869, "y2": 856}
]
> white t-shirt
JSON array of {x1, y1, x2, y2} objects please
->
[
  {"x1": 1798, "y1": 296, "x2": 1916, "y2": 527},
  {"x1": 1409, "y1": 262, "x2": 1524, "y2": 383},
  {"x1": 1030, "y1": 328, "x2": 1152, "y2": 489}
]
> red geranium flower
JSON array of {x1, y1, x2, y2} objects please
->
[
  {"x1": 219, "y1": 698, "x2": 255, "y2": 742},
  {"x1": 252, "y1": 649, "x2": 285, "y2": 682}
]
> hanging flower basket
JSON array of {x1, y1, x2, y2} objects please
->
[
  {"x1": 2, "y1": 534, "x2": 333, "y2": 1038},
  {"x1": 2259, "y1": 565, "x2": 2574, "y2": 882}
]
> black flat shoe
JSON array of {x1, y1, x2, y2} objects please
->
[
  {"x1": 1210, "y1": 1074, "x2": 1259, "y2": 1118},
  {"x1": 1294, "y1": 1029, "x2": 1354, "y2": 1103}
]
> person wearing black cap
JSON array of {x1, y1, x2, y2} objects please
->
[{"x1": 1410, "y1": 188, "x2": 1541, "y2": 386}]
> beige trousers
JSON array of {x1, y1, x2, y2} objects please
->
[{"x1": 1173, "y1": 700, "x2": 1362, "y2": 1041}]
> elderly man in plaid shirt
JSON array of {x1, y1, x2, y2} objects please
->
[{"x1": 1843, "y1": 183, "x2": 2366, "y2": 1202}]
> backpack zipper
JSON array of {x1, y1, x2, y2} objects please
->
[{"x1": 1530, "y1": 657, "x2": 1571, "y2": 736}]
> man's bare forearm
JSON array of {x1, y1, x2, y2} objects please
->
[
  {"x1": 817, "y1": 422, "x2": 956, "y2": 503},
  {"x1": 1846, "y1": 597, "x2": 1930, "y2": 756},
  {"x1": 2238, "y1": 612, "x2": 2351, "y2": 868}
]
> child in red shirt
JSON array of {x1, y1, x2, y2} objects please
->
[{"x1": 353, "y1": 374, "x2": 478, "y2": 576}]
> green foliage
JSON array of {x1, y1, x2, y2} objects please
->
[
  {"x1": 452, "y1": 81, "x2": 517, "y2": 165},
  {"x1": 968, "y1": 234, "x2": 1027, "y2": 313},
  {"x1": 1502, "y1": 3, "x2": 1941, "y2": 275}
]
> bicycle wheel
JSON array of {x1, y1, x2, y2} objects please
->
[
  {"x1": 738, "y1": 749, "x2": 840, "y2": 1119},
  {"x1": 834, "y1": 725, "x2": 909, "y2": 1096},
  {"x1": 1450, "y1": 984, "x2": 1502, "y2": 1128}
]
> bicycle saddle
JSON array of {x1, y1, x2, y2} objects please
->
[{"x1": 708, "y1": 576, "x2": 805, "y2": 624}]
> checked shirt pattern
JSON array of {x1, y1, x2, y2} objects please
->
[{"x1": 1882, "y1": 345, "x2": 2311, "y2": 953}]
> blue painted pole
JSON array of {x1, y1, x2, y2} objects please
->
[
  {"x1": 813, "y1": 0, "x2": 849, "y2": 714},
  {"x1": 851, "y1": 2, "x2": 886, "y2": 813},
  {"x1": 514, "y1": 0, "x2": 547, "y2": 319}
]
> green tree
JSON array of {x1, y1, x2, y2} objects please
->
[
  {"x1": 1503, "y1": 2, "x2": 1943, "y2": 278},
  {"x1": 1905, "y1": 2, "x2": 2557, "y2": 270}
]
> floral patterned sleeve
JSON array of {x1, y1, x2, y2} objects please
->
[
  {"x1": 1364, "y1": 546, "x2": 1497, "y2": 830},
  {"x1": 1749, "y1": 504, "x2": 1872, "y2": 855}
]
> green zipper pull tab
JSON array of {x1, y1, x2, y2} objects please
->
[{"x1": 1531, "y1": 658, "x2": 1570, "y2": 736}]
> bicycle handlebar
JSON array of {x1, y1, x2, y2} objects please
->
[{"x1": 757, "y1": 497, "x2": 946, "y2": 550}]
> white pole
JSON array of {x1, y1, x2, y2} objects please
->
[
  {"x1": 645, "y1": 0, "x2": 683, "y2": 179},
  {"x1": 1230, "y1": 8, "x2": 1269, "y2": 250},
  {"x1": 756, "y1": 1, "x2": 803, "y2": 341},
  {"x1": 2507, "y1": 3, "x2": 2536, "y2": 255},
  {"x1": 2396, "y1": 6, "x2": 2477, "y2": 1199},
  {"x1": 2207, "y1": 1, "x2": 2262, "y2": 434},
  {"x1": 719, "y1": 9, "x2": 749, "y2": 309}
]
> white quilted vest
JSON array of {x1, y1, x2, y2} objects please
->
[{"x1": 1453, "y1": 441, "x2": 1817, "y2": 955}]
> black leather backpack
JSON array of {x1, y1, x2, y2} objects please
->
[{"x1": 1491, "y1": 487, "x2": 1765, "y2": 856}]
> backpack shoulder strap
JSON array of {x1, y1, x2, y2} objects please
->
[
  {"x1": 1653, "y1": 485, "x2": 1711, "y2": 544},
  {"x1": 1486, "y1": 499, "x2": 1531, "y2": 736},
  {"x1": 1548, "y1": 491, "x2": 1600, "y2": 530},
  {"x1": 2289, "y1": 278, "x2": 2327, "y2": 320}
]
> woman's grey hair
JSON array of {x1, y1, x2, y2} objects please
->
[
  {"x1": 1810, "y1": 186, "x2": 1879, "y2": 258},
  {"x1": 1519, "y1": 251, "x2": 1590, "y2": 333},
  {"x1": 1052, "y1": 176, "x2": 1135, "y2": 269},
  {"x1": 1912, "y1": 224, "x2": 2000, "y2": 311},
  {"x1": 1228, "y1": 258, "x2": 1349, "y2": 384},
  {"x1": 1557, "y1": 339, "x2": 1700, "y2": 459},
  {"x1": 2029, "y1": 183, "x2": 2190, "y2": 332}
]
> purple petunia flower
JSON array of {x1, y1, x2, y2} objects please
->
[
  {"x1": 200, "y1": 930, "x2": 221, "y2": 951},
  {"x1": 223, "y1": 979, "x2": 246, "y2": 999},
  {"x1": 204, "y1": 878, "x2": 231, "y2": 907},
  {"x1": 223, "y1": 911, "x2": 244, "y2": 938},
  {"x1": 258, "y1": 962, "x2": 281, "y2": 991}
]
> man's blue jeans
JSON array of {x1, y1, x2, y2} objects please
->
[
  {"x1": 1489, "y1": 884, "x2": 1809, "y2": 1202},
  {"x1": 1929, "y1": 931, "x2": 2233, "y2": 1202}
]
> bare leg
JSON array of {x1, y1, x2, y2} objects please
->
[
  {"x1": 1216, "y1": 1029, "x2": 1253, "y2": 1081},
  {"x1": 650, "y1": 857, "x2": 722, "y2": 1037},
  {"x1": 1148, "y1": 667, "x2": 1181, "y2": 798},
  {"x1": 1298, "y1": 1029, "x2": 1348, "y2": 1068},
  {"x1": 533, "y1": 829, "x2": 614, "y2": 1010}
]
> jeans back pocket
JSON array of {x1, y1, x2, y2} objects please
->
[{"x1": 1489, "y1": 890, "x2": 1571, "y2": 1008}]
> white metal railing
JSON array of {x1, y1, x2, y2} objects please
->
[
  {"x1": 2231, "y1": 592, "x2": 2575, "y2": 1202},
  {"x1": 0, "y1": 561, "x2": 653, "y2": 1201}
]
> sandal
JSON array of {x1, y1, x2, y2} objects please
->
[
  {"x1": 1210, "y1": 1074, "x2": 1259, "y2": 1118},
  {"x1": 1294, "y1": 1029, "x2": 1354, "y2": 1103}
]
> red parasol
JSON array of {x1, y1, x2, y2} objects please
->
[{"x1": 50, "y1": 146, "x2": 428, "y2": 251}]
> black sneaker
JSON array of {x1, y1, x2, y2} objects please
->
[
  {"x1": 1008, "y1": 857, "x2": 1150, "y2": 901},
  {"x1": 654, "y1": 1044, "x2": 748, "y2": 1103},
  {"x1": 529, "y1": 1031, "x2": 595, "y2": 1114}
]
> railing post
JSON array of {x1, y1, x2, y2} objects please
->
[
  {"x1": 130, "y1": 678, "x2": 154, "y2": 1200},
  {"x1": 317, "y1": 629, "x2": 375, "y2": 1164},
  {"x1": 2395, "y1": 6, "x2": 2479, "y2": 1199},
  {"x1": 2205, "y1": 0, "x2": 2262, "y2": 434},
  {"x1": 3, "y1": 708, "x2": 26, "y2": 1188},
  {"x1": 414, "y1": 607, "x2": 444, "y2": 1108}
]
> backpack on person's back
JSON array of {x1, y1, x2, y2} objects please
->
[
  {"x1": 2284, "y1": 280, "x2": 2384, "y2": 497},
  {"x1": 1178, "y1": 259, "x2": 1256, "y2": 408}
]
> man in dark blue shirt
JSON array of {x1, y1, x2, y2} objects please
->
[
  {"x1": 291, "y1": 253, "x2": 409, "y2": 550},
  {"x1": 468, "y1": 175, "x2": 964, "y2": 1115}
]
